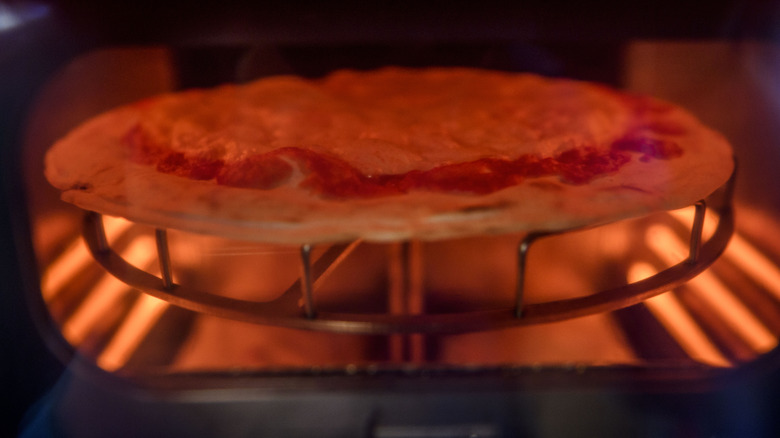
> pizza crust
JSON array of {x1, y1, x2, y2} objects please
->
[{"x1": 45, "y1": 68, "x2": 734, "y2": 244}]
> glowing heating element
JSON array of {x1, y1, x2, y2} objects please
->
[
  {"x1": 726, "y1": 234, "x2": 780, "y2": 301},
  {"x1": 98, "y1": 294, "x2": 169, "y2": 371},
  {"x1": 629, "y1": 263, "x2": 731, "y2": 367},
  {"x1": 646, "y1": 223, "x2": 777, "y2": 354},
  {"x1": 61, "y1": 235, "x2": 157, "y2": 346},
  {"x1": 671, "y1": 209, "x2": 780, "y2": 302},
  {"x1": 41, "y1": 216, "x2": 133, "y2": 300}
]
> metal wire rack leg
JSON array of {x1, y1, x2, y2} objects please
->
[
  {"x1": 688, "y1": 201, "x2": 707, "y2": 263},
  {"x1": 155, "y1": 229, "x2": 174, "y2": 290},
  {"x1": 300, "y1": 244, "x2": 316, "y2": 319},
  {"x1": 516, "y1": 233, "x2": 546, "y2": 318}
]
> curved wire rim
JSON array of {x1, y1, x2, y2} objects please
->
[{"x1": 82, "y1": 171, "x2": 735, "y2": 335}]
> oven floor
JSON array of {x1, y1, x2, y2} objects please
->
[{"x1": 169, "y1": 311, "x2": 638, "y2": 370}]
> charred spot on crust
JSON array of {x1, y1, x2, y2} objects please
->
[
  {"x1": 71, "y1": 182, "x2": 93, "y2": 191},
  {"x1": 614, "y1": 184, "x2": 652, "y2": 194},
  {"x1": 458, "y1": 201, "x2": 512, "y2": 214}
]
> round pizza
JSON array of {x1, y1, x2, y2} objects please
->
[{"x1": 44, "y1": 67, "x2": 734, "y2": 244}]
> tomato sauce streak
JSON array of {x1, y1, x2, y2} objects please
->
[{"x1": 122, "y1": 124, "x2": 683, "y2": 199}]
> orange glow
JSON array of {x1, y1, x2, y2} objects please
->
[
  {"x1": 669, "y1": 206, "x2": 716, "y2": 240},
  {"x1": 41, "y1": 238, "x2": 90, "y2": 301},
  {"x1": 97, "y1": 294, "x2": 169, "y2": 371},
  {"x1": 725, "y1": 234, "x2": 780, "y2": 301},
  {"x1": 646, "y1": 225, "x2": 777, "y2": 353},
  {"x1": 41, "y1": 216, "x2": 133, "y2": 300},
  {"x1": 629, "y1": 263, "x2": 731, "y2": 367},
  {"x1": 62, "y1": 235, "x2": 156, "y2": 346},
  {"x1": 670, "y1": 208, "x2": 780, "y2": 313}
]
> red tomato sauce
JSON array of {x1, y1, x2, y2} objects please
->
[{"x1": 122, "y1": 123, "x2": 683, "y2": 199}]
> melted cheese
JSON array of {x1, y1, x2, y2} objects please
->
[{"x1": 135, "y1": 68, "x2": 633, "y2": 175}]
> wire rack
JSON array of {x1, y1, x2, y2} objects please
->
[{"x1": 82, "y1": 169, "x2": 736, "y2": 335}]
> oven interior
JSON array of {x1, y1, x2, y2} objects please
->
[
  {"x1": 23, "y1": 39, "x2": 780, "y2": 375},
  {"x1": 6, "y1": 2, "x2": 780, "y2": 437}
]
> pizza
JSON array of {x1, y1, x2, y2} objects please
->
[{"x1": 44, "y1": 67, "x2": 733, "y2": 244}]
